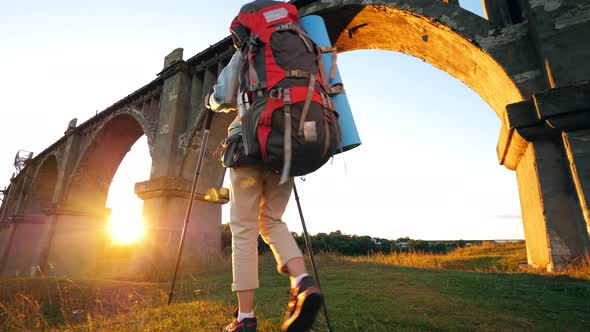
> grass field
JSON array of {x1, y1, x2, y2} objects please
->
[{"x1": 1, "y1": 242, "x2": 589, "y2": 331}]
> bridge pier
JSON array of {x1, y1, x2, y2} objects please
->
[
  {"x1": 563, "y1": 129, "x2": 590, "y2": 237},
  {"x1": 515, "y1": 138, "x2": 590, "y2": 270},
  {"x1": 508, "y1": 83, "x2": 590, "y2": 270},
  {"x1": 126, "y1": 50, "x2": 231, "y2": 279},
  {"x1": 42, "y1": 209, "x2": 110, "y2": 276},
  {"x1": 134, "y1": 177, "x2": 227, "y2": 279},
  {"x1": 0, "y1": 215, "x2": 49, "y2": 277}
]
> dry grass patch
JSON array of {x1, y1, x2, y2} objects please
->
[
  {"x1": 1, "y1": 243, "x2": 590, "y2": 331},
  {"x1": 343, "y1": 241, "x2": 590, "y2": 279}
]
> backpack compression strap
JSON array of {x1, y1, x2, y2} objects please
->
[{"x1": 280, "y1": 89, "x2": 293, "y2": 184}]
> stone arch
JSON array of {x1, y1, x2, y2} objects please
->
[
  {"x1": 301, "y1": 0, "x2": 530, "y2": 168},
  {"x1": 118, "y1": 107, "x2": 157, "y2": 158},
  {"x1": 65, "y1": 113, "x2": 149, "y2": 210},
  {"x1": 22, "y1": 155, "x2": 59, "y2": 215},
  {"x1": 305, "y1": 0, "x2": 524, "y2": 115}
]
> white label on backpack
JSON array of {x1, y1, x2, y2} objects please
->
[
  {"x1": 263, "y1": 8, "x2": 288, "y2": 23},
  {"x1": 303, "y1": 121, "x2": 317, "y2": 142}
]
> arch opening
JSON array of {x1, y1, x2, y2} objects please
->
[
  {"x1": 66, "y1": 114, "x2": 147, "y2": 211},
  {"x1": 278, "y1": 1, "x2": 528, "y2": 240},
  {"x1": 281, "y1": 49, "x2": 524, "y2": 241},
  {"x1": 106, "y1": 135, "x2": 150, "y2": 245}
]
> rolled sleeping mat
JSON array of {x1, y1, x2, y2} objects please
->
[{"x1": 300, "y1": 15, "x2": 361, "y2": 152}]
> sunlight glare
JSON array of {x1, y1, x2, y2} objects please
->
[
  {"x1": 105, "y1": 135, "x2": 150, "y2": 245},
  {"x1": 110, "y1": 208, "x2": 145, "y2": 245}
]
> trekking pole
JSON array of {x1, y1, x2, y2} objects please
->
[
  {"x1": 293, "y1": 183, "x2": 334, "y2": 332},
  {"x1": 168, "y1": 110, "x2": 214, "y2": 305}
]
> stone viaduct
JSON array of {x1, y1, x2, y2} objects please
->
[{"x1": 1, "y1": 0, "x2": 589, "y2": 277}]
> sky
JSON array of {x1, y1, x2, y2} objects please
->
[{"x1": 0, "y1": 0, "x2": 524, "y2": 241}]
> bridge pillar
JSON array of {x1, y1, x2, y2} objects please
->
[
  {"x1": 515, "y1": 138, "x2": 590, "y2": 270},
  {"x1": 507, "y1": 83, "x2": 590, "y2": 270},
  {"x1": 497, "y1": 1, "x2": 590, "y2": 270},
  {"x1": 42, "y1": 208, "x2": 110, "y2": 276},
  {"x1": 131, "y1": 49, "x2": 228, "y2": 279},
  {"x1": 134, "y1": 177, "x2": 227, "y2": 279},
  {"x1": 34, "y1": 121, "x2": 85, "y2": 276},
  {"x1": 563, "y1": 130, "x2": 590, "y2": 237},
  {"x1": 151, "y1": 49, "x2": 192, "y2": 179},
  {"x1": 0, "y1": 167, "x2": 36, "y2": 274},
  {"x1": 0, "y1": 222, "x2": 11, "y2": 253},
  {"x1": 0, "y1": 215, "x2": 49, "y2": 276},
  {"x1": 0, "y1": 184, "x2": 15, "y2": 271},
  {"x1": 0, "y1": 223, "x2": 16, "y2": 275}
]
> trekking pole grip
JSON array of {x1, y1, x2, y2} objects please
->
[{"x1": 204, "y1": 109, "x2": 214, "y2": 131}]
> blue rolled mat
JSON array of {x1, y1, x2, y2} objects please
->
[{"x1": 300, "y1": 15, "x2": 361, "y2": 152}]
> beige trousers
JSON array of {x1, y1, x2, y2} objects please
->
[{"x1": 229, "y1": 166, "x2": 303, "y2": 292}]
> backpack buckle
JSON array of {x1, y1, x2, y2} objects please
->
[
  {"x1": 248, "y1": 34, "x2": 259, "y2": 48},
  {"x1": 241, "y1": 91, "x2": 252, "y2": 110},
  {"x1": 269, "y1": 88, "x2": 283, "y2": 101}
]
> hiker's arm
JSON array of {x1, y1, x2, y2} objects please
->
[{"x1": 207, "y1": 51, "x2": 242, "y2": 113}]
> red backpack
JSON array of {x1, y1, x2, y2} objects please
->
[{"x1": 230, "y1": 0, "x2": 341, "y2": 183}]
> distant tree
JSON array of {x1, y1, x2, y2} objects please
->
[
  {"x1": 221, "y1": 226, "x2": 460, "y2": 256},
  {"x1": 407, "y1": 240, "x2": 429, "y2": 252},
  {"x1": 430, "y1": 242, "x2": 448, "y2": 253}
]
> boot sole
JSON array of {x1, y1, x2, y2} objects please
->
[{"x1": 281, "y1": 289, "x2": 323, "y2": 332}]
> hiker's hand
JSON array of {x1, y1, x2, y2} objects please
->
[
  {"x1": 204, "y1": 87, "x2": 216, "y2": 110},
  {"x1": 204, "y1": 92, "x2": 212, "y2": 110}
]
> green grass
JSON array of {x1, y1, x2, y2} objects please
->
[{"x1": 1, "y1": 243, "x2": 590, "y2": 331}]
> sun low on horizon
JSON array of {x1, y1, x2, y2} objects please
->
[{"x1": 109, "y1": 204, "x2": 145, "y2": 245}]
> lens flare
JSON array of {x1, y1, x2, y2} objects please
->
[{"x1": 110, "y1": 209, "x2": 144, "y2": 245}]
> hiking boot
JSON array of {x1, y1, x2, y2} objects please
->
[
  {"x1": 223, "y1": 308, "x2": 257, "y2": 332},
  {"x1": 281, "y1": 276, "x2": 323, "y2": 332}
]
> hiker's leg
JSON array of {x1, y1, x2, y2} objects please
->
[
  {"x1": 237, "y1": 290, "x2": 255, "y2": 313},
  {"x1": 230, "y1": 166, "x2": 264, "y2": 308},
  {"x1": 258, "y1": 172, "x2": 305, "y2": 276},
  {"x1": 285, "y1": 257, "x2": 306, "y2": 278}
]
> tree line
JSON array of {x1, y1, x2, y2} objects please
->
[{"x1": 221, "y1": 225, "x2": 475, "y2": 255}]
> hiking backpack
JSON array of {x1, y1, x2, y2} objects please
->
[{"x1": 230, "y1": 0, "x2": 341, "y2": 183}]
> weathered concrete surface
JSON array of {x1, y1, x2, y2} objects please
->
[
  {"x1": 527, "y1": 1, "x2": 590, "y2": 87},
  {"x1": 1, "y1": 216, "x2": 48, "y2": 276},
  {"x1": 517, "y1": 139, "x2": 590, "y2": 269},
  {"x1": 563, "y1": 129, "x2": 590, "y2": 237},
  {"x1": 45, "y1": 212, "x2": 109, "y2": 277},
  {"x1": 517, "y1": 144, "x2": 551, "y2": 267},
  {"x1": 506, "y1": 80, "x2": 590, "y2": 268},
  {"x1": 133, "y1": 176, "x2": 228, "y2": 278},
  {"x1": 0, "y1": 224, "x2": 16, "y2": 273},
  {"x1": 1, "y1": 0, "x2": 589, "y2": 276},
  {"x1": 482, "y1": 0, "x2": 528, "y2": 27}
]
